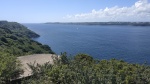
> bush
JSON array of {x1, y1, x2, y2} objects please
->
[
  {"x1": 0, "y1": 53, "x2": 23, "y2": 83},
  {"x1": 1, "y1": 37, "x2": 8, "y2": 43},
  {"x1": 9, "y1": 35, "x2": 18, "y2": 40},
  {"x1": 74, "y1": 54, "x2": 94, "y2": 65}
]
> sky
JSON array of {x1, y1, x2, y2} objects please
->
[{"x1": 0, "y1": 0, "x2": 150, "y2": 23}]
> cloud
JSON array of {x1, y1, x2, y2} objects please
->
[{"x1": 64, "y1": 0, "x2": 150, "y2": 22}]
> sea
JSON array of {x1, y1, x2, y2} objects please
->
[{"x1": 23, "y1": 23, "x2": 150, "y2": 65}]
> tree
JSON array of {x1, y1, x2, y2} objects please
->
[{"x1": 0, "y1": 52, "x2": 23, "y2": 83}]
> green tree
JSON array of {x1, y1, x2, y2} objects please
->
[{"x1": 0, "y1": 52, "x2": 23, "y2": 83}]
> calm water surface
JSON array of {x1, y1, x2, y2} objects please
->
[{"x1": 24, "y1": 23, "x2": 150, "y2": 64}]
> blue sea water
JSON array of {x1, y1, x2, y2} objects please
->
[{"x1": 24, "y1": 23, "x2": 150, "y2": 64}]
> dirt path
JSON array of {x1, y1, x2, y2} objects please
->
[{"x1": 17, "y1": 54, "x2": 58, "y2": 78}]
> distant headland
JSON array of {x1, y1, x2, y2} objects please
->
[{"x1": 46, "y1": 22, "x2": 150, "y2": 26}]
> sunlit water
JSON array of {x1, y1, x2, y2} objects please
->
[{"x1": 24, "y1": 23, "x2": 150, "y2": 64}]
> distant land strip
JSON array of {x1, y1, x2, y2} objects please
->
[{"x1": 46, "y1": 22, "x2": 150, "y2": 26}]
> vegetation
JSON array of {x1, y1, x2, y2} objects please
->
[
  {"x1": 0, "y1": 53, "x2": 23, "y2": 83},
  {"x1": 0, "y1": 21, "x2": 54, "y2": 57},
  {"x1": 0, "y1": 21, "x2": 39, "y2": 38},
  {"x1": 0, "y1": 21, "x2": 54, "y2": 83},
  {"x1": 22, "y1": 53, "x2": 150, "y2": 84}
]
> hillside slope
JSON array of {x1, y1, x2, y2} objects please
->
[
  {"x1": 0, "y1": 21, "x2": 54, "y2": 57},
  {"x1": 0, "y1": 21, "x2": 39, "y2": 38}
]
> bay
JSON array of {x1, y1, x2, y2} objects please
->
[{"x1": 24, "y1": 23, "x2": 150, "y2": 64}]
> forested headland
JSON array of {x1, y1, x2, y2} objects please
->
[{"x1": 0, "y1": 21, "x2": 150, "y2": 84}]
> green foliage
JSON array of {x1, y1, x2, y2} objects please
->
[
  {"x1": 74, "y1": 54, "x2": 94, "y2": 65},
  {"x1": 22, "y1": 53, "x2": 150, "y2": 84},
  {"x1": 60, "y1": 52, "x2": 69, "y2": 64},
  {"x1": 0, "y1": 21, "x2": 39, "y2": 38},
  {"x1": 0, "y1": 53, "x2": 23, "y2": 83},
  {"x1": 0, "y1": 21, "x2": 55, "y2": 57},
  {"x1": 1, "y1": 37, "x2": 8, "y2": 43}
]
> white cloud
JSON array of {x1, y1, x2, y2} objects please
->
[{"x1": 64, "y1": 0, "x2": 150, "y2": 22}]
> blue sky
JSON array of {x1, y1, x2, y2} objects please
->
[{"x1": 0, "y1": 0, "x2": 150, "y2": 23}]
